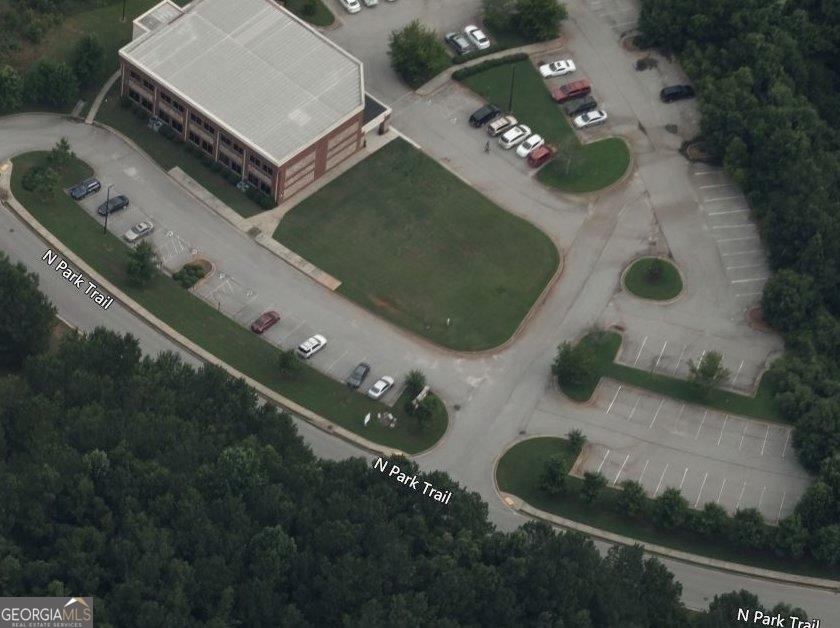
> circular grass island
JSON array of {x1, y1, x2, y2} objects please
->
[{"x1": 622, "y1": 257, "x2": 683, "y2": 301}]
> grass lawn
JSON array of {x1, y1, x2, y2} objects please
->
[
  {"x1": 280, "y1": 0, "x2": 334, "y2": 26},
  {"x1": 623, "y1": 257, "x2": 683, "y2": 300},
  {"x1": 96, "y1": 86, "x2": 264, "y2": 218},
  {"x1": 560, "y1": 331, "x2": 781, "y2": 421},
  {"x1": 12, "y1": 152, "x2": 446, "y2": 454},
  {"x1": 459, "y1": 60, "x2": 631, "y2": 193},
  {"x1": 497, "y1": 438, "x2": 837, "y2": 579},
  {"x1": 274, "y1": 138, "x2": 560, "y2": 351}
]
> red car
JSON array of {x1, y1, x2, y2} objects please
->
[
  {"x1": 250, "y1": 311, "x2": 280, "y2": 334},
  {"x1": 527, "y1": 145, "x2": 557, "y2": 168}
]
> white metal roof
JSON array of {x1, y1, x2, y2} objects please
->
[{"x1": 120, "y1": 0, "x2": 364, "y2": 165}]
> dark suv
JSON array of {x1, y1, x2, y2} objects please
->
[
  {"x1": 564, "y1": 96, "x2": 598, "y2": 117},
  {"x1": 444, "y1": 32, "x2": 471, "y2": 55},
  {"x1": 468, "y1": 104, "x2": 501, "y2": 128},
  {"x1": 69, "y1": 178, "x2": 101, "y2": 200},
  {"x1": 97, "y1": 195, "x2": 129, "y2": 216},
  {"x1": 346, "y1": 362, "x2": 370, "y2": 389},
  {"x1": 660, "y1": 85, "x2": 695, "y2": 103}
]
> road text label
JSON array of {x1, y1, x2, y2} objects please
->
[
  {"x1": 373, "y1": 457, "x2": 452, "y2": 505},
  {"x1": 737, "y1": 608, "x2": 820, "y2": 628},
  {"x1": 42, "y1": 249, "x2": 114, "y2": 311}
]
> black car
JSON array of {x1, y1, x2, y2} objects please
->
[
  {"x1": 468, "y1": 104, "x2": 502, "y2": 128},
  {"x1": 97, "y1": 194, "x2": 130, "y2": 216},
  {"x1": 444, "y1": 32, "x2": 471, "y2": 55},
  {"x1": 346, "y1": 362, "x2": 370, "y2": 389},
  {"x1": 563, "y1": 96, "x2": 598, "y2": 117},
  {"x1": 660, "y1": 84, "x2": 695, "y2": 103},
  {"x1": 69, "y1": 178, "x2": 101, "y2": 200}
]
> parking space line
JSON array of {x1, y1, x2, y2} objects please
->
[
  {"x1": 605, "y1": 386, "x2": 622, "y2": 415},
  {"x1": 721, "y1": 249, "x2": 762, "y2": 256},
  {"x1": 760, "y1": 424, "x2": 770, "y2": 455},
  {"x1": 736, "y1": 291, "x2": 763, "y2": 298},
  {"x1": 777, "y1": 491, "x2": 786, "y2": 523},
  {"x1": 758, "y1": 485, "x2": 766, "y2": 510},
  {"x1": 717, "y1": 415, "x2": 728, "y2": 446},
  {"x1": 649, "y1": 399, "x2": 664, "y2": 429},
  {"x1": 638, "y1": 459, "x2": 649, "y2": 484},
  {"x1": 738, "y1": 422, "x2": 748, "y2": 450},
  {"x1": 731, "y1": 360, "x2": 744, "y2": 387},
  {"x1": 627, "y1": 395, "x2": 640, "y2": 421},
  {"x1": 726, "y1": 264, "x2": 764, "y2": 271},
  {"x1": 678, "y1": 467, "x2": 688, "y2": 489},
  {"x1": 717, "y1": 478, "x2": 727, "y2": 503},
  {"x1": 695, "y1": 410, "x2": 707, "y2": 439},
  {"x1": 673, "y1": 404, "x2": 685, "y2": 431},
  {"x1": 718, "y1": 236, "x2": 759, "y2": 243},
  {"x1": 597, "y1": 449, "x2": 611, "y2": 473},
  {"x1": 613, "y1": 453, "x2": 630, "y2": 485},
  {"x1": 278, "y1": 320, "x2": 306, "y2": 342},
  {"x1": 694, "y1": 473, "x2": 709, "y2": 507},
  {"x1": 731, "y1": 277, "x2": 769, "y2": 283},
  {"x1": 653, "y1": 341, "x2": 667, "y2": 372},
  {"x1": 694, "y1": 170, "x2": 717, "y2": 175},
  {"x1": 712, "y1": 224, "x2": 752, "y2": 229},
  {"x1": 782, "y1": 430, "x2": 791, "y2": 457},
  {"x1": 706, "y1": 195, "x2": 740, "y2": 202},
  {"x1": 633, "y1": 336, "x2": 648, "y2": 366},
  {"x1": 325, "y1": 349, "x2": 349, "y2": 374},
  {"x1": 654, "y1": 463, "x2": 669, "y2": 497},
  {"x1": 699, "y1": 183, "x2": 732, "y2": 189},
  {"x1": 736, "y1": 481, "x2": 747, "y2": 510},
  {"x1": 673, "y1": 345, "x2": 687, "y2": 374},
  {"x1": 709, "y1": 209, "x2": 748, "y2": 216}
]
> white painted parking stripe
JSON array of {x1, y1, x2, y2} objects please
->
[
  {"x1": 717, "y1": 478, "x2": 727, "y2": 503},
  {"x1": 613, "y1": 453, "x2": 630, "y2": 485},
  {"x1": 782, "y1": 430, "x2": 791, "y2": 458},
  {"x1": 597, "y1": 448, "x2": 611, "y2": 473},
  {"x1": 738, "y1": 422, "x2": 748, "y2": 450},
  {"x1": 695, "y1": 410, "x2": 707, "y2": 439},
  {"x1": 694, "y1": 170, "x2": 717, "y2": 175},
  {"x1": 325, "y1": 349, "x2": 349, "y2": 373},
  {"x1": 777, "y1": 491, "x2": 786, "y2": 523},
  {"x1": 606, "y1": 386, "x2": 622, "y2": 415},
  {"x1": 736, "y1": 291, "x2": 763, "y2": 298},
  {"x1": 708, "y1": 209, "x2": 748, "y2": 216},
  {"x1": 758, "y1": 485, "x2": 766, "y2": 510},
  {"x1": 712, "y1": 224, "x2": 752, "y2": 229},
  {"x1": 638, "y1": 459, "x2": 649, "y2": 484},
  {"x1": 718, "y1": 236, "x2": 759, "y2": 243},
  {"x1": 654, "y1": 463, "x2": 669, "y2": 497},
  {"x1": 279, "y1": 320, "x2": 306, "y2": 342},
  {"x1": 633, "y1": 336, "x2": 648, "y2": 366},
  {"x1": 699, "y1": 183, "x2": 732, "y2": 189},
  {"x1": 732, "y1": 277, "x2": 769, "y2": 283},
  {"x1": 673, "y1": 404, "x2": 685, "y2": 431},
  {"x1": 722, "y1": 249, "x2": 762, "y2": 256},
  {"x1": 694, "y1": 473, "x2": 709, "y2": 507},
  {"x1": 649, "y1": 399, "x2": 664, "y2": 429},
  {"x1": 706, "y1": 195, "x2": 741, "y2": 201},
  {"x1": 678, "y1": 467, "x2": 688, "y2": 489},
  {"x1": 673, "y1": 345, "x2": 687, "y2": 374},
  {"x1": 736, "y1": 481, "x2": 747, "y2": 510},
  {"x1": 726, "y1": 264, "x2": 764, "y2": 271},
  {"x1": 731, "y1": 360, "x2": 744, "y2": 387},
  {"x1": 628, "y1": 395, "x2": 640, "y2": 421},
  {"x1": 760, "y1": 424, "x2": 770, "y2": 455},
  {"x1": 717, "y1": 415, "x2": 728, "y2": 446},
  {"x1": 653, "y1": 341, "x2": 667, "y2": 373}
]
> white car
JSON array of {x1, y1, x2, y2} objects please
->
[
  {"x1": 123, "y1": 221, "x2": 154, "y2": 243},
  {"x1": 340, "y1": 0, "x2": 361, "y2": 13},
  {"x1": 498, "y1": 124, "x2": 531, "y2": 149},
  {"x1": 574, "y1": 110, "x2": 608, "y2": 128},
  {"x1": 538, "y1": 59, "x2": 576, "y2": 78},
  {"x1": 297, "y1": 334, "x2": 327, "y2": 359},
  {"x1": 367, "y1": 376, "x2": 395, "y2": 400},
  {"x1": 464, "y1": 25, "x2": 490, "y2": 50},
  {"x1": 362, "y1": 0, "x2": 377, "y2": 5},
  {"x1": 516, "y1": 134, "x2": 545, "y2": 158}
]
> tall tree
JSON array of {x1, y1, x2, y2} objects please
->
[
  {"x1": 389, "y1": 20, "x2": 450, "y2": 89},
  {"x1": 0, "y1": 64, "x2": 23, "y2": 111},
  {"x1": 71, "y1": 34, "x2": 104, "y2": 88},
  {"x1": 126, "y1": 241, "x2": 159, "y2": 287},
  {"x1": 0, "y1": 253, "x2": 56, "y2": 368}
]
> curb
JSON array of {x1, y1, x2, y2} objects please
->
[{"x1": 1, "y1": 160, "x2": 404, "y2": 460}]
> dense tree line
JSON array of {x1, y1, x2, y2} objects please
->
[
  {"x1": 638, "y1": 0, "x2": 840, "y2": 564},
  {"x1": 0, "y1": 271, "x2": 784, "y2": 626}
]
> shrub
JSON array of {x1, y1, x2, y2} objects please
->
[
  {"x1": 452, "y1": 53, "x2": 528, "y2": 79},
  {"x1": 405, "y1": 370, "x2": 427, "y2": 398},
  {"x1": 539, "y1": 454, "x2": 569, "y2": 495},
  {"x1": 172, "y1": 263, "x2": 207, "y2": 289},
  {"x1": 21, "y1": 165, "x2": 58, "y2": 195},
  {"x1": 389, "y1": 19, "x2": 450, "y2": 88},
  {"x1": 566, "y1": 429, "x2": 586, "y2": 453}
]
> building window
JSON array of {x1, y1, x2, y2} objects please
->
[
  {"x1": 220, "y1": 134, "x2": 231, "y2": 146},
  {"x1": 201, "y1": 140, "x2": 212, "y2": 154},
  {"x1": 248, "y1": 173, "x2": 260, "y2": 187},
  {"x1": 260, "y1": 181, "x2": 271, "y2": 195},
  {"x1": 172, "y1": 101, "x2": 184, "y2": 113},
  {"x1": 160, "y1": 92, "x2": 172, "y2": 104},
  {"x1": 232, "y1": 142, "x2": 243, "y2": 155},
  {"x1": 261, "y1": 163, "x2": 273, "y2": 176},
  {"x1": 172, "y1": 121, "x2": 183, "y2": 133},
  {"x1": 230, "y1": 160, "x2": 242, "y2": 174},
  {"x1": 189, "y1": 131, "x2": 200, "y2": 145},
  {"x1": 142, "y1": 79, "x2": 155, "y2": 91},
  {"x1": 158, "y1": 110, "x2": 171, "y2": 124},
  {"x1": 129, "y1": 70, "x2": 139, "y2": 80},
  {"x1": 141, "y1": 97, "x2": 153, "y2": 111},
  {"x1": 128, "y1": 89, "x2": 140, "y2": 103},
  {"x1": 189, "y1": 112, "x2": 201, "y2": 125},
  {"x1": 218, "y1": 153, "x2": 230, "y2": 167},
  {"x1": 249, "y1": 154, "x2": 261, "y2": 167},
  {"x1": 203, "y1": 121, "x2": 214, "y2": 134}
]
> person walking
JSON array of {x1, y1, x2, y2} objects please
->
[{"x1": 484, "y1": 140, "x2": 490, "y2": 153}]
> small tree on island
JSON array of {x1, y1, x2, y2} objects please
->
[
  {"x1": 645, "y1": 258, "x2": 665, "y2": 284},
  {"x1": 687, "y1": 351, "x2": 730, "y2": 396},
  {"x1": 126, "y1": 241, "x2": 158, "y2": 287},
  {"x1": 277, "y1": 349, "x2": 302, "y2": 378},
  {"x1": 405, "y1": 369, "x2": 427, "y2": 398},
  {"x1": 539, "y1": 454, "x2": 569, "y2": 495},
  {"x1": 580, "y1": 471, "x2": 607, "y2": 504},
  {"x1": 552, "y1": 341, "x2": 596, "y2": 387},
  {"x1": 566, "y1": 428, "x2": 586, "y2": 454},
  {"x1": 47, "y1": 137, "x2": 74, "y2": 171}
]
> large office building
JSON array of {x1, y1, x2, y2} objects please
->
[{"x1": 119, "y1": 0, "x2": 388, "y2": 204}]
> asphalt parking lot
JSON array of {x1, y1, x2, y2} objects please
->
[{"x1": 582, "y1": 0, "x2": 638, "y2": 37}]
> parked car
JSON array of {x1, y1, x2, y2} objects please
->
[
  {"x1": 538, "y1": 59, "x2": 576, "y2": 78},
  {"x1": 444, "y1": 32, "x2": 471, "y2": 55},
  {"x1": 574, "y1": 110, "x2": 608, "y2": 128},
  {"x1": 362, "y1": 0, "x2": 378, "y2": 5},
  {"x1": 487, "y1": 115, "x2": 517, "y2": 136},
  {"x1": 464, "y1": 25, "x2": 490, "y2": 50},
  {"x1": 527, "y1": 145, "x2": 557, "y2": 168},
  {"x1": 563, "y1": 96, "x2": 598, "y2": 117},
  {"x1": 516, "y1": 134, "x2": 545, "y2": 157},
  {"x1": 123, "y1": 221, "x2": 154, "y2": 243},
  {"x1": 250, "y1": 311, "x2": 281, "y2": 334},
  {"x1": 660, "y1": 84, "x2": 695, "y2": 102},
  {"x1": 96, "y1": 194, "x2": 129, "y2": 216},
  {"x1": 346, "y1": 362, "x2": 371, "y2": 388},
  {"x1": 69, "y1": 177, "x2": 101, "y2": 200},
  {"x1": 367, "y1": 376, "x2": 395, "y2": 400},
  {"x1": 339, "y1": 0, "x2": 361, "y2": 13},
  {"x1": 468, "y1": 104, "x2": 501, "y2": 127},
  {"x1": 498, "y1": 124, "x2": 531, "y2": 149},
  {"x1": 550, "y1": 79, "x2": 592, "y2": 103},
  {"x1": 297, "y1": 334, "x2": 327, "y2": 358}
]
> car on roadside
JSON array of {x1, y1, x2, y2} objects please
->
[
  {"x1": 487, "y1": 115, "x2": 517, "y2": 136},
  {"x1": 468, "y1": 103, "x2": 501, "y2": 127},
  {"x1": 250, "y1": 310, "x2": 281, "y2": 334},
  {"x1": 464, "y1": 25, "x2": 490, "y2": 50},
  {"x1": 660, "y1": 84, "x2": 695, "y2": 102},
  {"x1": 573, "y1": 110, "x2": 608, "y2": 129},
  {"x1": 69, "y1": 177, "x2": 101, "y2": 200},
  {"x1": 96, "y1": 194, "x2": 129, "y2": 216},
  {"x1": 526, "y1": 145, "x2": 557, "y2": 168},
  {"x1": 367, "y1": 375, "x2": 395, "y2": 400},
  {"x1": 538, "y1": 59, "x2": 576, "y2": 78},
  {"x1": 444, "y1": 32, "x2": 471, "y2": 55},
  {"x1": 346, "y1": 362, "x2": 371, "y2": 388},
  {"x1": 339, "y1": 0, "x2": 361, "y2": 13},
  {"x1": 563, "y1": 96, "x2": 598, "y2": 117},
  {"x1": 123, "y1": 221, "x2": 154, "y2": 243},
  {"x1": 498, "y1": 124, "x2": 531, "y2": 149},
  {"x1": 516, "y1": 134, "x2": 545, "y2": 157},
  {"x1": 550, "y1": 79, "x2": 592, "y2": 103},
  {"x1": 297, "y1": 334, "x2": 327, "y2": 359}
]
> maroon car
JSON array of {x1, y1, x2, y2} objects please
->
[{"x1": 250, "y1": 310, "x2": 280, "y2": 334}]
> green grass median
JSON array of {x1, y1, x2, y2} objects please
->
[
  {"x1": 623, "y1": 257, "x2": 683, "y2": 300},
  {"x1": 12, "y1": 151, "x2": 446, "y2": 453}
]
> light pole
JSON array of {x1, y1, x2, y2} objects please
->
[
  {"x1": 103, "y1": 184, "x2": 114, "y2": 234},
  {"x1": 121, "y1": 0, "x2": 127, "y2": 22},
  {"x1": 507, "y1": 64, "x2": 517, "y2": 113}
]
